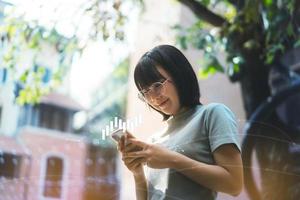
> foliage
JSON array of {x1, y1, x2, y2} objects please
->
[
  {"x1": 0, "y1": 0, "x2": 142, "y2": 104},
  {"x1": 0, "y1": 14, "x2": 80, "y2": 104},
  {"x1": 77, "y1": 0, "x2": 143, "y2": 42},
  {"x1": 175, "y1": 0, "x2": 300, "y2": 81}
]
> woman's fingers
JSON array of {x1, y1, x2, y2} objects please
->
[
  {"x1": 132, "y1": 159, "x2": 146, "y2": 169},
  {"x1": 118, "y1": 135, "x2": 127, "y2": 152},
  {"x1": 117, "y1": 133, "x2": 146, "y2": 153},
  {"x1": 124, "y1": 143, "x2": 139, "y2": 152},
  {"x1": 125, "y1": 131, "x2": 135, "y2": 139},
  {"x1": 124, "y1": 150, "x2": 147, "y2": 158},
  {"x1": 118, "y1": 138, "x2": 142, "y2": 153},
  {"x1": 123, "y1": 156, "x2": 146, "y2": 170},
  {"x1": 128, "y1": 138, "x2": 148, "y2": 149},
  {"x1": 125, "y1": 157, "x2": 145, "y2": 165}
]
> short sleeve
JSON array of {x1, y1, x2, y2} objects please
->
[{"x1": 205, "y1": 103, "x2": 241, "y2": 152}]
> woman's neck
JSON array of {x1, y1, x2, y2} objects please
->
[{"x1": 173, "y1": 106, "x2": 190, "y2": 117}]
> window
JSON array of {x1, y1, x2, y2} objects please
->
[
  {"x1": 40, "y1": 105, "x2": 53, "y2": 129},
  {"x1": 0, "y1": 153, "x2": 22, "y2": 179},
  {"x1": 0, "y1": 68, "x2": 7, "y2": 84},
  {"x1": 43, "y1": 156, "x2": 64, "y2": 198},
  {"x1": 39, "y1": 105, "x2": 70, "y2": 132}
]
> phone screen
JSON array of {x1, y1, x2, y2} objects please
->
[{"x1": 111, "y1": 129, "x2": 124, "y2": 142}]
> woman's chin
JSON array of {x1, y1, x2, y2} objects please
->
[
  {"x1": 155, "y1": 100, "x2": 179, "y2": 115},
  {"x1": 160, "y1": 107, "x2": 176, "y2": 116}
]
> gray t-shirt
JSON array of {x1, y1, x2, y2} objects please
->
[{"x1": 146, "y1": 103, "x2": 241, "y2": 200}]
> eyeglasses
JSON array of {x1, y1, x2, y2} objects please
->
[{"x1": 138, "y1": 79, "x2": 170, "y2": 102}]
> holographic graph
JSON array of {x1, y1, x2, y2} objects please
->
[{"x1": 100, "y1": 115, "x2": 142, "y2": 140}]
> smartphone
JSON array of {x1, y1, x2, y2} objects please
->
[{"x1": 111, "y1": 129, "x2": 125, "y2": 142}]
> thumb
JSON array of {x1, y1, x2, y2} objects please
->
[
  {"x1": 125, "y1": 131, "x2": 136, "y2": 139},
  {"x1": 128, "y1": 138, "x2": 147, "y2": 148}
]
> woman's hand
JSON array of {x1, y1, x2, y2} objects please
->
[
  {"x1": 124, "y1": 138, "x2": 178, "y2": 169},
  {"x1": 118, "y1": 132, "x2": 145, "y2": 176}
]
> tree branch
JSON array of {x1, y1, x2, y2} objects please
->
[{"x1": 177, "y1": 0, "x2": 228, "y2": 27}]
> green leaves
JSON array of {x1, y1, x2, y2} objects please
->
[
  {"x1": 294, "y1": 40, "x2": 300, "y2": 48},
  {"x1": 174, "y1": 20, "x2": 229, "y2": 79},
  {"x1": 0, "y1": 13, "x2": 80, "y2": 105},
  {"x1": 200, "y1": 0, "x2": 211, "y2": 6},
  {"x1": 265, "y1": 43, "x2": 285, "y2": 64},
  {"x1": 174, "y1": 0, "x2": 299, "y2": 83},
  {"x1": 198, "y1": 56, "x2": 224, "y2": 79},
  {"x1": 263, "y1": 0, "x2": 273, "y2": 7},
  {"x1": 178, "y1": 36, "x2": 188, "y2": 50},
  {"x1": 16, "y1": 84, "x2": 49, "y2": 105},
  {"x1": 83, "y1": 0, "x2": 133, "y2": 42},
  {"x1": 14, "y1": 65, "x2": 61, "y2": 105},
  {"x1": 0, "y1": 0, "x2": 142, "y2": 105}
]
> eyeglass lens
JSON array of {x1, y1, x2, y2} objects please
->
[{"x1": 140, "y1": 81, "x2": 167, "y2": 102}]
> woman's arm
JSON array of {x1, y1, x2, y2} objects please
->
[
  {"x1": 169, "y1": 144, "x2": 243, "y2": 196},
  {"x1": 121, "y1": 156, "x2": 148, "y2": 200},
  {"x1": 118, "y1": 133, "x2": 148, "y2": 200},
  {"x1": 133, "y1": 168, "x2": 148, "y2": 200},
  {"x1": 126, "y1": 139, "x2": 243, "y2": 196}
]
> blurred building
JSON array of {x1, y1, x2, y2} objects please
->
[
  {"x1": 77, "y1": 57, "x2": 130, "y2": 200},
  {"x1": 0, "y1": 67, "x2": 122, "y2": 200},
  {"x1": 0, "y1": 80, "x2": 88, "y2": 200},
  {"x1": 0, "y1": 2, "x2": 121, "y2": 199},
  {"x1": 82, "y1": 57, "x2": 129, "y2": 136}
]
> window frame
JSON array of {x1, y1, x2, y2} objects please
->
[{"x1": 39, "y1": 152, "x2": 68, "y2": 200}]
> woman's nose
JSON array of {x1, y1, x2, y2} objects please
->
[{"x1": 149, "y1": 93, "x2": 164, "y2": 103}]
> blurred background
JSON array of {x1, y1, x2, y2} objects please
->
[{"x1": 0, "y1": 0, "x2": 299, "y2": 200}]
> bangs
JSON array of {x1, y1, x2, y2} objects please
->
[{"x1": 134, "y1": 55, "x2": 165, "y2": 91}]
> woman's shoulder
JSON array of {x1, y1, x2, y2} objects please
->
[
  {"x1": 200, "y1": 103, "x2": 235, "y2": 119},
  {"x1": 202, "y1": 102, "x2": 232, "y2": 112},
  {"x1": 188, "y1": 103, "x2": 228, "y2": 119}
]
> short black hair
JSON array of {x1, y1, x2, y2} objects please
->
[{"x1": 134, "y1": 44, "x2": 201, "y2": 120}]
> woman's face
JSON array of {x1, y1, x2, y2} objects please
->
[{"x1": 144, "y1": 66, "x2": 181, "y2": 115}]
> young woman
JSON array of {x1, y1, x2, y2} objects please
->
[{"x1": 118, "y1": 45, "x2": 243, "y2": 200}]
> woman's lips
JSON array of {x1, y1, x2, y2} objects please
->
[{"x1": 159, "y1": 99, "x2": 169, "y2": 107}]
